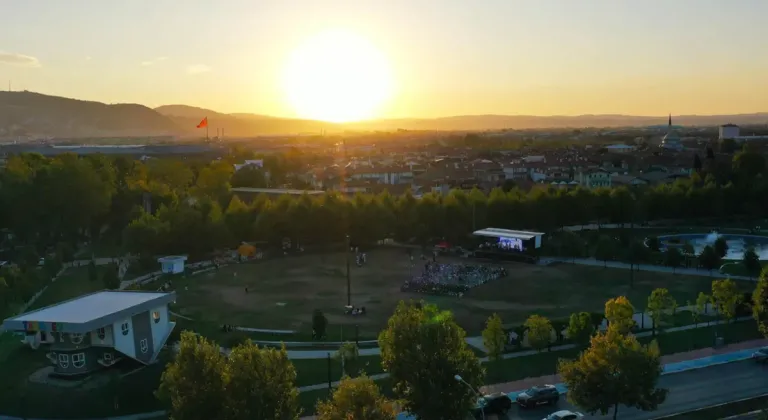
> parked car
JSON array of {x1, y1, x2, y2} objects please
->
[
  {"x1": 543, "y1": 410, "x2": 584, "y2": 420},
  {"x1": 752, "y1": 347, "x2": 768, "y2": 363},
  {"x1": 471, "y1": 393, "x2": 513, "y2": 419},
  {"x1": 516, "y1": 385, "x2": 560, "y2": 408}
]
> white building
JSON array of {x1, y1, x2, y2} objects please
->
[
  {"x1": 158, "y1": 256, "x2": 187, "y2": 274},
  {"x1": 719, "y1": 124, "x2": 740, "y2": 140},
  {"x1": 2, "y1": 291, "x2": 176, "y2": 376}
]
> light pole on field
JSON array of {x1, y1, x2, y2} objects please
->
[{"x1": 346, "y1": 234, "x2": 351, "y2": 307}]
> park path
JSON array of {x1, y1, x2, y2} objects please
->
[
  {"x1": 286, "y1": 314, "x2": 753, "y2": 363},
  {"x1": 539, "y1": 257, "x2": 756, "y2": 281}
]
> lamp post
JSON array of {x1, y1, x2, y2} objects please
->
[
  {"x1": 454, "y1": 374, "x2": 484, "y2": 420},
  {"x1": 346, "y1": 234, "x2": 351, "y2": 307}
]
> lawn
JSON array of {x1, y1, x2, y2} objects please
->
[
  {"x1": 168, "y1": 249, "x2": 730, "y2": 338},
  {"x1": 28, "y1": 266, "x2": 103, "y2": 311}
]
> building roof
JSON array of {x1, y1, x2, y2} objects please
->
[
  {"x1": 231, "y1": 187, "x2": 325, "y2": 195},
  {"x1": 721, "y1": 124, "x2": 739, "y2": 128},
  {"x1": 472, "y1": 227, "x2": 545, "y2": 241},
  {"x1": 3, "y1": 290, "x2": 176, "y2": 334}
]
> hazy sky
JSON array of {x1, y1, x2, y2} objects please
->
[{"x1": 3, "y1": 0, "x2": 768, "y2": 119}]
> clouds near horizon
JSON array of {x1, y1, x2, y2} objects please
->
[
  {"x1": 186, "y1": 64, "x2": 211, "y2": 75},
  {"x1": 140, "y1": 56, "x2": 168, "y2": 66},
  {"x1": 0, "y1": 51, "x2": 40, "y2": 67}
]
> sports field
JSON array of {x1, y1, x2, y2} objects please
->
[{"x1": 169, "y1": 248, "x2": 733, "y2": 336}]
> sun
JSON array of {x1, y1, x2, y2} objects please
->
[{"x1": 282, "y1": 29, "x2": 394, "y2": 123}]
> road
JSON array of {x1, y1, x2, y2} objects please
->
[{"x1": 502, "y1": 360, "x2": 768, "y2": 420}]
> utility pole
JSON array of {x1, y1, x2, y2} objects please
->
[{"x1": 346, "y1": 234, "x2": 351, "y2": 306}]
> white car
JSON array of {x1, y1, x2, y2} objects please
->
[
  {"x1": 752, "y1": 347, "x2": 768, "y2": 364},
  {"x1": 543, "y1": 410, "x2": 584, "y2": 420}
]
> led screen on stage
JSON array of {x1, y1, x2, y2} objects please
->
[{"x1": 498, "y1": 237, "x2": 524, "y2": 252}]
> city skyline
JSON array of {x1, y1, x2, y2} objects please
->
[{"x1": 3, "y1": 0, "x2": 768, "y2": 121}]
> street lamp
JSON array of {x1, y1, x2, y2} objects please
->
[
  {"x1": 454, "y1": 374, "x2": 484, "y2": 420},
  {"x1": 346, "y1": 234, "x2": 351, "y2": 307}
]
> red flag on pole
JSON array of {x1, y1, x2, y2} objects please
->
[{"x1": 196, "y1": 117, "x2": 208, "y2": 128}]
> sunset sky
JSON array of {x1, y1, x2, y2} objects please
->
[{"x1": 3, "y1": 0, "x2": 768, "y2": 121}]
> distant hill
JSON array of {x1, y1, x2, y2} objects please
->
[
  {"x1": 155, "y1": 104, "x2": 340, "y2": 137},
  {"x1": 0, "y1": 91, "x2": 182, "y2": 138},
  {"x1": 346, "y1": 113, "x2": 768, "y2": 131},
  {"x1": 2, "y1": 91, "x2": 767, "y2": 139}
]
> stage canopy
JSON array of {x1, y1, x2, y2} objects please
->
[{"x1": 472, "y1": 228, "x2": 545, "y2": 249}]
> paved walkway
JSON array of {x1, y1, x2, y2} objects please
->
[
  {"x1": 540, "y1": 257, "x2": 756, "y2": 281},
  {"x1": 284, "y1": 315, "x2": 750, "y2": 360}
]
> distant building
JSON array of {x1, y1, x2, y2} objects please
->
[
  {"x1": 604, "y1": 144, "x2": 636, "y2": 153},
  {"x1": 719, "y1": 124, "x2": 740, "y2": 140},
  {"x1": 660, "y1": 115, "x2": 683, "y2": 151},
  {"x1": 577, "y1": 168, "x2": 612, "y2": 189},
  {"x1": 158, "y1": 256, "x2": 187, "y2": 274},
  {"x1": 2, "y1": 291, "x2": 176, "y2": 377}
]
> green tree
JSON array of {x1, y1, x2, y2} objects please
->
[
  {"x1": 605, "y1": 296, "x2": 635, "y2": 334},
  {"x1": 558, "y1": 329, "x2": 667, "y2": 420},
  {"x1": 335, "y1": 342, "x2": 359, "y2": 377},
  {"x1": 595, "y1": 235, "x2": 617, "y2": 267},
  {"x1": 482, "y1": 313, "x2": 506, "y2": 362},
  {"x1": 55, "y1": 242, "x2": 76, "y2": 263},
  {"x1": 157, "y1": 331, "x2": 227, "y2": 420},
  {"x1": 316, "y1": 375, "x2": 396, "y2": 420},
  {"x1": 378, "y1": 301, "x2": 483, "y2": 420},
  {"x1": 711, "y1": 279, "x2": 743, "y2": 326},
  {"x1": 646, "y1": 288, "x2": 677, "y2": 336},
  {"x1": 646, "y1": 236, "x2": 660, "y2": 252},
  {"x1": 714, "y1": 237, "x2": 729, "y2": 259},
  {"x1": 312, "y1": 309, "x2": 328, "y2": 340},
  {"x1": 102, "y1": 265, "x2": 121, "y2": 290},
  {"x1": 567, "y1": 312, "x2": 594, "y2": 347},
  {"x1": 698, "y1": 245, "x2": 720, "y2": 273},
  {"x1": 695, "y1": 292, "x2": 711, "y2": 326},
  {"x1": 223, "y1": 342, "x2": 301, "y2": 420},
  {"x1": 743, "y1": 247, "x2": 761, "y2": 279},
  {"x1": 524, "y1": 315, "x2": 553, "y2": 352},
  {"x1": 560, "y1": 231, "x2": 584, "y2": 262},
  {"x1": 752, "y1": 271, "x2": 768, "y2": 337},
  {"x1": 664, "y1": 248, "x2": 683, "y2": 273},
  {"x1": 88, "y1": 260, "x2": 99, "y2": 282}
]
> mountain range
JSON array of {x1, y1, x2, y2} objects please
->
[{"x1": 1, "y1": 91, "x2": 767, "y2": 139}]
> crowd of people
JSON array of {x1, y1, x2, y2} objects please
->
[{"x1": 401, "y1": 261, "x2": 507, "y2": 297}]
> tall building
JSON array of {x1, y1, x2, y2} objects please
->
[{"x1": 660, "y1": 114, "x2": 683, "y2": 151}]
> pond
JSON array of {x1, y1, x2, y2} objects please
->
[{"x1": 657, "y1": 231, "x2": 768, "y2": 260}]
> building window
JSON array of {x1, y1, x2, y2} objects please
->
[
  {"x1": 58, "y1": 353, "x2": 69, "y2": 368},
  {"x1": 72, "y1": 353, "x2": 85, "y2": 369},
  {"x1": 140, "y1": 338, "x2": 148, "y2": 354},
  {"x1": 152, "y1": 311, "x2": 161, "y2": 324},
  {"x1": 97, "y1": 328, "x2": 106, "y2": 340},
  {"x1": 121, "y1": 322, "x2": 130, "y2": 336},
  {"x1": 70, "y1": 333, "x2": 84, "y2": 345}
]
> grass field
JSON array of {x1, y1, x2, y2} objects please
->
[
  {"x1": 168, "y1": 248, "x2": 739, "y2": 337},
  {"x1": 28, "y1": 266, "x2": 103, "y2": 311}
]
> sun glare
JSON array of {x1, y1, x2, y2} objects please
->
[{"x1": 282, "y1": 29, "x2": 394, "y2": 123}]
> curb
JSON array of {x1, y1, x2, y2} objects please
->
[{"x1": 652, "y1": 392, "x2": 768, "y2": 420}]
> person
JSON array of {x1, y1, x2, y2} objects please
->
[{"x1": 245, "y1": 286, "x2": 249, "y2": 293}]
